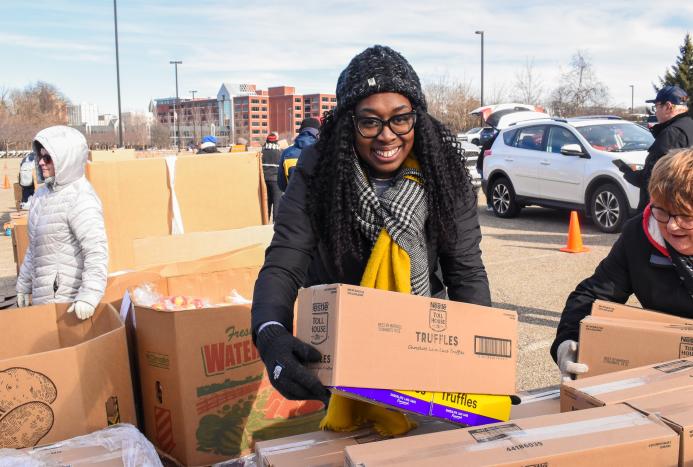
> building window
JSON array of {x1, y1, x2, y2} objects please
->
[
  {"x1": 305, "y1": 106, "x2": 311, "y2": 112},
  {"x1": 262, "y1": 122, "x2": 268, "y2": 126},
  {"x1": 252, "y1": 114, "x2": 260, "y2": 119},
  {"x1": 252, "y1": 129, "x2": 260, "y2": 134},
  {"x1": 262, "y1": 114, "x2": 268, "y2": 119},
  {"x1": 251, "y1": 99, "x2": 259, "y2": 103},
  {"x1": 243, "y1": 114, "x2": 248, "y2": 119},
  {"x1": 295, "y1": 98, "x2": 301, "y2": 103},
  {"x1": 295, "y1": 113, "x2": 301, "y2": 118},
  {"x1": 262, "y1": 106, "x2": 267, "y2": 111},
  {"x1": 294, "y1": 106, "x2": 301, "y2": 110},
  {"x1": 262, "y1": 99, "x2": 267, "y2": 104},
  {"x1": 251, "y1": 106, "x2": 260, "y2": 112},
  {"x1": 322, "y1": 97, "x2": 328, "y2": 102},
  {"x1": 322, "y1": 105, "x2": 328, "y2": 110},
  {"x1": 331, "y1": 97, "x2": 336, "y2": 102},
  {"x1": 252, "y1": 122, "x2": 259, "y2": 126}
]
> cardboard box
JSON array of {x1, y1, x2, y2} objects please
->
[
  {"x1": 0, "y1": 303, "x2": 136, "y2": 448},
  {"x1": 13, "y1": 182, "x2": 22, "y2": 211},
  {"x1": 255, "y1": 417, "x2": 457, "y2": 467},
  {"x1": 578, "y1": 315, "x2": 693, "y2": 377},
  {"x1": 561, "y1": 357, "x2": 693, "y2": 412},
  {"x1": 131, "y1": 225, "x2": 274, "y2": 270},
  {"x1": 625, "y1": 387, "x2": 693, "y2": 467},
  {"x1": 296, "y1": 284, "x2": 517, "y2": 395},
  {"x1": 510, "y1": 386, "x2": 561, "y2": 420},
  {"x1": 133, "y1": 266, "x2": 324, "y2": 466},
  {"x1": 344, "y1": 404, "x2": 679, "y2": 466},
  {"x1": 592, "y1": 300, "x2": 693, "y2": 324},
  {"x1": 89, "y1": 148, "x2": 137, "y2": 162},
  {"x1": 86, "y1": 152, "x2": 267, "y2": 272},
  {"x1": 11, "y1": 213, "x2": 29, "y2": 274},
  {"x1": 9, "y1": 423, "x2": 161, "y2": 466},
  {"x1": 331, "y1": 387, "x2": 511, "y2": 426}
]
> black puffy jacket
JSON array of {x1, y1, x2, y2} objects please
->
[
  {"x1": 251, "y1": 145, "x2": 491, "y2": 337},
  {"x1": 551, "y1": 208, "x2": 693, "y2": 361}
]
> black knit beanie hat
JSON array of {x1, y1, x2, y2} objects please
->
[{"x1": 335, "y1": 45, "x2": 427, "y2": 112}]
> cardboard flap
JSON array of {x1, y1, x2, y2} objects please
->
[
  {"x1": 57, "y1": 303, "x2": 124, "y2": 349},
  {"x1": 0, "y1": 305, "x2": 61, "y2": 359}
]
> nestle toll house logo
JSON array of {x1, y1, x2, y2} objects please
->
[
  {"x1": 311, "y1": 302, "x2": 329, "y2": 345},
  {"x1": 429, "y1": 303, "x2": 447, "y2": 332}
]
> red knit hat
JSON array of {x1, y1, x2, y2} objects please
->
[{"x1": 266, "y1": 133, "x2": 278, "y2": 142}]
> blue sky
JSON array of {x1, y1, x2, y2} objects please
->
[{"x1": 2, "y1": 0, "x2": 691, "y2": 115}]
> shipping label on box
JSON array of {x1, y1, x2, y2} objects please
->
[
  {"x1": 578, "y1": 316, "x2": 693, "y2": 377},
  {"x1": 561, "y1": 357, "x2": 693, "y2": 412},
  {"x1": 296, "y1": 284, "x2": 517, "y2": 395}
]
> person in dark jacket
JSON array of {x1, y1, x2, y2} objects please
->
[
  {"x1": 197, "y1": 135, "x2": 219, "y2": 154},
  {"x1": 277, "y1": 117, "x2": 320, "y2": 191},
  {"x1": 261, "y1": 133, "x2": 282, "y2": 220},
  {"x1": 552, "y1": 148, "x2": 693, "y2": 381},
  {"x1": 251, "y1": 45, "x2": 490, "y2": 417},
  {"x1": 616, "y1": 86, "x2": 693, "y2": 211}
]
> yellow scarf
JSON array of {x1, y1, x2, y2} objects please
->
[{"x1": 320, "y1": 157, "x2": 421, "y2": 436}]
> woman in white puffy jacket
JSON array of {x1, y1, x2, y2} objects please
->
[{"x1": 16, "y1": 126, "x2": 108, "y2": 320}]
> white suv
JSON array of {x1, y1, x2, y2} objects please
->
[{"x1": 481, "y1": 116, "x2": 654, "y2": 233}]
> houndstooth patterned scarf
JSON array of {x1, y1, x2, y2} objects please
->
[{"x1": 352, "y1": 153, "x2": 430, "y2": 296}]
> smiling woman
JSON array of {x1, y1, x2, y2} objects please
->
[
  {"x1": 250, "y1": 45, "x2": 489, "y2": 435},
  {"x1": 552, "y1": 148, "x2": 693, "y2": 383}
]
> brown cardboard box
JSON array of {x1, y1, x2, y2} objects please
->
[
  {"x1": 11, "y1": 213, "x2": 29, "y2": 274},
  {"x1": 344, "y1": 404, "x2": 679, "y2": 466},
  {"x1": 510, "y1": 386, "x2": 560, "y2": 420},
  {"x1": 86, "y1": 152, "x2": 267, "y2": 272},
  {"x1": 13, "y1": 182, "x2": 22, "y2": 211},
  {"x1": 561, "y1": 357, "x2": 693, "y2": 412},
  {"x1": 133, "y1": 266, "x2": 324, "y2": 466},
  {"x1": 10, "y1": 423, "x2": 161, "y2": 466},
  {"x1": 0, "y1": 303, "x2": 136, "y2": 448},
  {"x1": 591, "y1": 300, "x2": 693, "y2": 324},
  {"x1": 625, "y1": 387, "x2": 693, "y2": 467},
  {"x1": 578, "y1": 316, "x2": 693, "y2": 377},
  {"x1": 255, "y1": 417, "x2": 457, "y2": 467},
  {"x1": 132, "y1": 225, "x2": 274, "y2": 270},
  {"x1": 89, "y1": 148, "x2": 137, "y2": 162},
  {"x1": 296, "y1": 284, "x2": 517, "y2": 395}
]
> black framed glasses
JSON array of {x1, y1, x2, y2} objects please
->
[
  {"x1": 651, "y1": 205, "x2": 693, "y2": 230},
  {"x1": 352, "y1": 111, "x2": 417, "y2": 138}
]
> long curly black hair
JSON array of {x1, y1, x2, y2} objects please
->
[{"x1": 306, "y1": 104, "x2": 476, "y2": 275}]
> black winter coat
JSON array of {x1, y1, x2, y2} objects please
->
[
  {"x1": 623, "y1": 112, "x2": 693, "y2": 209},
  {"x1": 251, "y1": 145, "x2": 491, "y2": 337},
  {"x1": 261, "y1": 143, "x2": 282, "y2": 182},
  {"x1": 551, "y1": 211, "x2": 693, "y2": 361}
]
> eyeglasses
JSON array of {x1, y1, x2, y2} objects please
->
[
  {"x1": 39, "y1": 154, "x2": 52, "y2": 164},
  {"x1": 651, "y1": 205, "x2": 693, "y2": 230},
  {"x1": 352, "y1": 111, "x2": 417, "y2": 139}
]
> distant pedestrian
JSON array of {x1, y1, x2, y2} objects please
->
[
  {"x1": 261, "y1": 133, "x2": 283, "y2": 221},
  {"x1": 16, "y1": 126, "x2": 108, "y2": 320},
  {"x1": 277, "y1": 117, "x2": 320, "y2": 191},
  {"x1": 197, "y1": 135, "x2": 220, "y2": 154},
  {"x1": 616, "y1": 85, "x2": 693, "y2": 211},
  {"x1": 18, "y1": 151, "x2": 37, "y2": 207}
]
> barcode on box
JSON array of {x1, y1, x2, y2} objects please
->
[
  {"x1": 654, "y1": 359, "x2": 693, "y2": 373},
  {"x1": 469, "y1": 423, "x2": 522, "y2": 443},
  {"x1": 474, "y1": 336, "x2": 512, "y2": 358}
]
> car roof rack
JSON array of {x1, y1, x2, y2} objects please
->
[{"x1": 568, "y1": 115, "x2": 623, "y2": 120}]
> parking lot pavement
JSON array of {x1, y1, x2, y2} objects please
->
[{"x1": 477, "y1": 193, "x2": 640, "y2": 390}]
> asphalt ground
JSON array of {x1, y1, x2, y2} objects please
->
[{"x1": 0, "y1": 157, "x2": 633, "y2": 391}]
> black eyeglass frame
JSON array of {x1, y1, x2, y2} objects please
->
[
  {"x1": 651, "y1": 205, "x2": 693, "y2": 230},
  {"x1": 352, "y1": 111, "x2": 417, "y2": 139}
]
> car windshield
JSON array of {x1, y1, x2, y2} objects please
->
[{"x1": 576, "y1": 123, "x2": 654, "y2": 152}]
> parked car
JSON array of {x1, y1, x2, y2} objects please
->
[
  {"x1": 482, "y1": 116, "x2": 654, "y2": 233},
  {"x1": 478, "y1": 127, "x2": 497, "y2": 147},
  {"x1": 458, "y1": 127, "x2": 484, "y2": 145}
]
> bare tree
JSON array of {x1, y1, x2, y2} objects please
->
[
  {"x1": 549, "y1": 50, "x2": 610, "y2": 116},
  {"x1": 150, "y1": 121, "x2": 171, "y2": 149},
  {"x1": 513, "y1": 57, "x2": 544, "y2": 105},
  {"x1": 424, "y1": 74, "x2": 481, "y2": 133}
]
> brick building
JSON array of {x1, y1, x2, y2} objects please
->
[{"x1": 151, "y1": 97, "x2": 219, "y2": 147}]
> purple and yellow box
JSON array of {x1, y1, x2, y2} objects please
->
[{"x1": 332, "y1": 387, "x2": 511, "y2": 426}]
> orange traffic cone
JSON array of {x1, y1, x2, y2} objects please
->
[
  {"x1": 2, "y1": 162, "x2": 9, "y2": 190},
  {"x1": 560, "y1": 211, "x2": 589, "y2": 253}
]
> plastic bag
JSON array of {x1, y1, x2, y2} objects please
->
[{"x1": 225, "y1": 289, "x2": 252, "y2": 305}]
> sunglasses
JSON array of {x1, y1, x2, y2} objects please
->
[{"x1": 39, "y1": 154, "x2": 53, "y2": 164}]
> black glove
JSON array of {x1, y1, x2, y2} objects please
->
[
  {"x1": 612, "y1": 159, "x2": 631, "y2": 173},
  {"x1": 255, "y1": 324, "x2": 331, "y2": 405}
]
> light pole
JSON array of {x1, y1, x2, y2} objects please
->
[
  {"x1": 475, "y1": 30, "x2": 484, "y2": 108},
  {"x1": 629, "y1": 84, "x2": 634, "y2": 114},
  {"x1": 190, "y1": 90, "x2": 197, "y2": 145},
  {"x1": 169, "y1": 60, "x2": 182, "y2": 150},
  {"x1": 113, "y1": 0, "x2": 123, "y2": 147}
]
